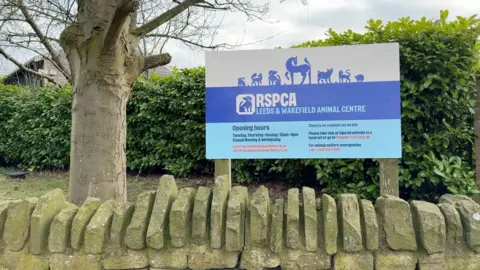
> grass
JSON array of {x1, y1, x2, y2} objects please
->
[{"x1": 0, "y1": 170, "x2": 309, "y2": 202}]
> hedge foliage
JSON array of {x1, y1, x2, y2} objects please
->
[{"x1": 0, "y1": 10, "x2": 479, "y2": 202}]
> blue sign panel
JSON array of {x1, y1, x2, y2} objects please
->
[{"x1": 205, "y1": 43, "x2": 401, "y2": 159}]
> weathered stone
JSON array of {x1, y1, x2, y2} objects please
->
[
  {"x1": 188, "y1": 244, "x2": 240, "y2": 270},
  {"x1": 439, "y1": 194, "x2": 473, "y2": 205},
  {"x1": 338, "y1": 194, "x2": 362, "y2": 252},
  {"x1": 359, "y1": 199, "x2": 378, "y2": 251},
  {"x1": 109, "y1": 202, "x2": 134, "y2": 249},
  {"x1": 418, "y1": 253, "x2": 446, "y2": 270},
  {"x1": 0, "y1": 247, "x2": 49, "y2": 270},
  {"x1": 48, "y1": 205, "x2": 78, "y2": 253},
  {"x1": 375, "y1": 251, "x2": 417, "y2": 270},
  {"x1": 249, "y1": 186, "x2": 270, "y2": 248},
  {"x1": 241, "y1": 248, "x2": 281, "y2": 270},
  {"x1": 191, "y1": 186, "x2": 212, "y2": 245},
  {"x1": 438, "y1": 203, "x2": 471, "y2": 256},
  {"x1": 148, "y1": 245, "x2": 188, "y2": 269},
  {"x1": 446, "y1": 255, "x2": 480, "y2": 270},
  {"x1": 84, "y1": 199, "x2": 116, "y2": 254},
  {"x1": 30, "y1": 189, "x2": 68, "y2": 254},
  {"x1": 280, "y1": 249, "x2": 331, "y2": 270},
  {"x1": 453, "y1": 197, "x2": 480, "y2": 252},
  {"x1": 71, "y1": 197, "x2": 101, "y2": 250},
  {"x1": 49, "y1": 253, "x2": 102, "y2": 270},
  {"x1": 321, "y1": 194, "x2": 338, "y2": 254},
  {"x1": 270, "y1": 198, "x2": 284, "y2": 253},
  {"x1": 210, "y1": 175, "x2": 231, "y2": 249},
  {"x1": 302, "y1": 187, "x2": 317, "y2": 252},
  {"x1": 411, "y1": 200, "x2": 446, "y2": 254},
  {"x1": 3, "y1": 197, "x2": 38, "y2": 251},
  {"x1": 225, "y1": 186, "x2": 248, "y2": 251},
  {"x1": 334, "y1": 251, "x2": 374, "y2": 270},
  {"x1": 286, "y1": 188, "x2": 300, "y2": 250},
  {"x1": 169, "y1": 187, "x2": 196, "y2": 248},
  {"x1": 375, "y1": 195, "x2": 417, "y2": 251},
  {"x1": 0, "y1": 201, "x2": 10, "y2": 243},
  {"x1": 146, "y1": 175, "x2": 178, "y2": 249},
  {"x1": 102, "y1": 251, "x2": 148, "y2": 269},
  {"x1": 316, "y1": 198, "x2": 322, "y2": 210},
  {"x1": 124, "y1": 190, "x2": 156, "y2": 250}
]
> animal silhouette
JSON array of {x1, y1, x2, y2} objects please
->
[
  {"x1": 251, "y1": 73, "x2": 263, "y2": 86},
  {"x1": 268, "y1": 70, "x2": 281, "y2": 85},
  {"x1": 339, "y1": 69, "x2": 351, "y2": 83},
  {"x1": 237, "y1": 77, "x2": 246, "y2": 87},
  {"x1": 355, "y1": 74, "x2": 364, "y2": 82},
  {"x1": 239, "y1": 96, "x2": 253, "y2": 113},
  {"x1": 285, "y1": 56, "x2": 311, "y2": 85},
  {"x1": 317, "y1": 68, "x2": 333, "y2": 84}
]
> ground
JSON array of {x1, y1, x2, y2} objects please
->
[{"x1": 0, "y1": 170, "x2": 311, "y2": 202}]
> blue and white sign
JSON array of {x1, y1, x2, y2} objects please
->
[{"x1": 205, "y1": 43, "x2": 401, "y2": 159}]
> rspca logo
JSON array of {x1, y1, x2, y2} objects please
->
[{"x1": 236, "y1": 94, "x2": 255, "y2": 115}]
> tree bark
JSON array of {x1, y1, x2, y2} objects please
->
[{"x1": 69, "y1": 74, "x2": 129, "y2": 205}]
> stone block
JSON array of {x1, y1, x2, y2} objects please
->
[
  {"x1": 102, "y1": 250, "x2": 149, "y2": 269},
  {"x1": 338, "y1": 194, "x2": 362, "y2": 252},
  {"x1": 249, "y1": 186, "x2": 270, "y2": 248},
  {"x1": 210, "y1": 175, "x2": 231, "y2": 249},
  {"x1": 375, "y1": 251, "x2": 417, "y2": 270},
  {"x1": 188, "y1": 244, "x2": 240, "y2": 270},
  {"x1": 124, "y1": 190, "x2": 156, "y2": 250},
  {"x1": 375, "y1": 195, "x2": 417, "y2": 251},
  {"x1": 446, "y1": 254, "x2": 480, "y2": 270},
  {"x1": 240, "y1": 247, "x2": 281, "y2": 270},
  {"x1": 84, "y1": 199, "x2": 116, "y2": 254},
  {"x1": 30, "y1": 188, "x2": 68, "y2": 254},
  {"x1": 453, "y1": 197, "x2": 480, "y2": 252},
  {"x1": 280, "y1": 248, "x2": 331, "y2": 270},
  {"x1": 71, "y1": 197, "x2": 101, "y2": 250},
  {"x1": 410, "y1": 200, "x2": 446, "y2": 254},
  {"x1": 109, "y1": 202, "x2": 134, "y2": 250},
  {"x1": 148, "y1": 245, "x2": 188, "y2": 269},
  {"x1": 169, "y1": 187, "x2": 196, "y2": 248},
  {"x1": 286, "y1": 188, "x2": 300, "y2": 250},
  {"x1": 0, "y1": 246, "x2": 49, "y2": 270},
  {"x1": 48, "y1": 205, "x2": 78, "y2": 253},
  {"x1": 270, "y1": 198, "x2": 284, "y2": 253},
  {"x1": 418, "y1": 253, "x2": 446, "y2": 270},
  {"x1": 225, "y1": 186, "x2": 248, "y2": 251},
  {"x1": 438, "y1": 203, "x2": 472, "y2": 256},
  {"x1": 302, "y1": 187, "x2": 317, "y2": 252},
  {"x1": 321, "y1": 194, "x2": 338, "y2": 254},
  {"x1": 49, "y1": 253, "x2": 102, "y2": 270},
  {"x1": 0, "y1": 201, "x2": 10, "y2": 243},
  {"x1": 3, "y1": 197, "x2": 38, "y2": 251},
  {"x1": 334, "y1": 251, "x2": 373, "y2": 270},
  {"x1": 191, "y1": 186, "x2": 212, "y2": 245},
  {"x1": 146, "y1": 175, "x2": 178, "y2": 249},
  {"x1": 359, "y1": 199, "x2": 378, "y2": 251}
]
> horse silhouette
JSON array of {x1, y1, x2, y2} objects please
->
[
  {"x1": 339, "y1": 69, "x2": 351, "y2": 83},
  {"x1": 285, "y1": 56, "x2": 311, "y2": 85},
  {"x1": 251, "y1": 73, "x2": 263, "y2": 86},
  {"x1": 355, "y1": 74, "x2": 364, "y2": 82},
  {"x1": 237, "y1": 77, "x2": 246, "y2": 87},
  {"x1": 268, "y1": 70, "x2": 281, "y2": 85},
  {"x1": 239, "y1": 96, "x2": 253, "y2": 113},
  {"x1": 317, "y1": 68, "x2": 333, "y2": 84}
]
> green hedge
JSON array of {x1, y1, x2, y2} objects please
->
[{"x1": 0, "y1": 11, "x2": 479, "y2": 202}]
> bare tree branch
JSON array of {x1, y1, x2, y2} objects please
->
[
  {"x1": 143, "y1": 52, "x2": 172, "y2": 71},
  {"x1": 133, "y1": 0, "x2": 201, "y2": 37},
  {"x1": 104, "y1": 0, "x2": 140, "y2": 50},
  {"x1": 0, "y1": 47, "x2": 58, "y2": 85},
  {"x1": 16, "y1": 0, "x2": 71, "y2": 80}
]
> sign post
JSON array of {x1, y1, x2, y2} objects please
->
[{"x1": 205, "y1": 43, "x2": 402, "y2": 196}]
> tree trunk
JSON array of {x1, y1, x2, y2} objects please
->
[{"x1": 69, "y1": 72, "x2": 129, "y2": 205}]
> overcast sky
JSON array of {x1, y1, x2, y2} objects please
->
[{"x1": 1, "y1": 0, "x2": 479, "y2": 75}]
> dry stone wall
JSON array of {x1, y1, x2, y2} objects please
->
[{"x1": 0, "y1": 174, "x2": 480, "y2": 270}]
